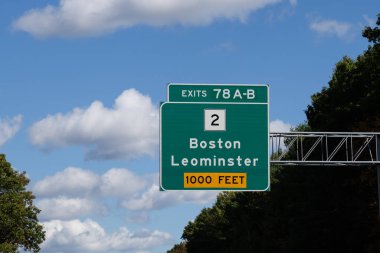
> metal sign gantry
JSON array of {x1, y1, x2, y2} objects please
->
[
  {"x1": 269, "y1": 132, "x2": 380, "y2": 218},
  {"x1": 270, "y1": 132, "x2": 380, "y2": 166}
]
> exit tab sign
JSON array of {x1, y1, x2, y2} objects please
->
[
  {"x1": 160, "y1": 83, "x2": 269, "y2": 191},
  {"x1": 167, "y1": 83, "x2": 268, "y2": 103}
]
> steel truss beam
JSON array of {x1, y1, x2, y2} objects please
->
[{"x1": 270, "y1": 132, "x2": 380, "y2": 166}]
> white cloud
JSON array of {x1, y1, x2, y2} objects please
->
[
  {"x1": 13, "y1": 0, "x2": 286, "y2": 38},
  {"x1": 309, "y1": 18, "x2": 353, "y2": 40},
  {"x1": 34, "y1": 167, "x2": 100, "y2": 197},
  {"x1": 34, "y1": 167, "x2": 217, "y2": 212},
  {"x1": 34, "y1": 168, "x2": 164, "y2": 237},
  {"x1": 270, "y1": 119, "x2": 292, "y2": 151},
  {"x1": 122, "y1": 184, "x2": 218, "y2": 211},
  {"x1": 29, "y1": 89, "x2": 159, "y2": 160},
  {"x1": 0, "y1": 115, "x2": 22, "y2": 147},
  {"x1": 34, "y1": 167, "x2": 149, "y2": 198},
  {"x1": 270, "y1": 119, "x2": 292, "y2": 132},
  {"x1": 100, "y1": 168, "x2": 147, "y2": 197},
  {"x1": 37, "y1": 197, "x2": 103, "y2": 220},
  {"x1": 42, "y1": 219, "x2": 171, "y2": 252}
]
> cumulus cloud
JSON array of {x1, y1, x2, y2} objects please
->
[
  {"x1": 29, "y1": 89, "x2": 159, "y2": 160},
  {"x1": 270, "y1": 119, "x2": 292, "y2": 132},
  {"x1": 34, "y1": 167, "x2": 147, "y2": 198},
  {"x1": 37, "y1": 197, "x2": 103, "y2": 220},
  {"x1": 34, "y1": 167, "x2": 99, "y2": 197},
  {"x1": 100, "y1": 168, "x2": 147, "y2": 197},
  {"x1": 34, "y1": 167, "x2": 217, "y2": 212},
  {"x1": 13, "y1": 0, "x2": 287, "y2": 38},
  {"x1": 0, "y1": 115, "x2": 22, "y2": 147},
  {"x1": 42, "y1": 219, "x2": 171, "y2": 252},
  {"x1": 270, "y1": 119, "x2": 292, "y2": 151},
  {"x1": 309, "y1": 18, "x2": 353, "y2": 40},
  {"x1": 123, "y1": 184, "x2": 218, "y2": 211}
]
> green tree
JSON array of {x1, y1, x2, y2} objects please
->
[
  {"x1": 182, "y1": 192, "x2": 233, "y2": 253},
  {"x1": 363, "y1": 14, "x2": 380, "y2": 44},
  {"x1": 166, "y1": 241, "x2": 187, "y2": 253},
  {"x1": 0, "y1": 154, "x2": 45, "y2": 252},
  {"x1": 293, "y1": 12, "x2": 380, "y2": 252},
  {"x1": 270, "y1": 15, "x2": 380, "y2": 251},
  {"x1": 182, "y1": 191, "x2": 275, "y2": 253},
  {"x1": 306, "y1": 14, "x2": 380, "y2": 131}
]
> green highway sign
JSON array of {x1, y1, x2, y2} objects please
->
[{"x1": 160, "y1": 84, "x2": 269, "y2": 191}]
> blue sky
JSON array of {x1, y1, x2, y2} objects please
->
[{"x1": 0, "y1": 0, "x2": 378, "y2": 252}]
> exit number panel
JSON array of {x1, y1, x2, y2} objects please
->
[{"x1": 168, "y1": 84, "x2": 268, "y2": 103}]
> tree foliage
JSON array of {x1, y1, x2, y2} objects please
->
[
  {"x1": 182, "y1": 193, "x2": 233, "y2": 252},
  {"x1": 363, "y1": 14, "x2": 380, "y2": 45},
  {"x1": 166, "y1": 242, "x2": 188, "y2": 253},
  {"x1": 180, "y1": 13, "x2": 380, "y2": 253},
  {"x1": 0, "y1": 154, "x2": 45, "y2": 253},
  {"x1": 306, "y1": 14, "x2": 380, "y2": 131}
]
